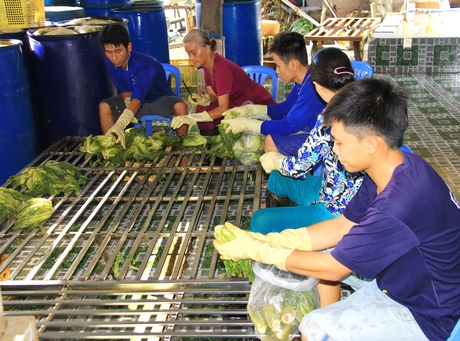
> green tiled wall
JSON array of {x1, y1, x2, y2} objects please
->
[{"x1": 368, "y1": 37, "x2": 460, "y2": 73}]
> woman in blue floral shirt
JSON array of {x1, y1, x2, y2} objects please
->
[{"x1": 253, "y1": 47, "x2": 364, "y2": 234}]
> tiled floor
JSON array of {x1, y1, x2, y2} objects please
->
[
  {"x1": 275, "y1": 73, "x2": 460, "y2": 198},
  {"x1": 380, "y1": 73, "x2": 460, "y2": 199}
]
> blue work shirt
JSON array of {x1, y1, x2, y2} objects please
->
[
  {"x1": 263, "y1": 69, "x2": 325, "y2": 135},
  {"x1": 104, "y1": 50, "x2": 173, "y2": 104}
]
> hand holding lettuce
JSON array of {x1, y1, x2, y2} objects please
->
[
  {"x1": 214, "y1": 223, "x2": 255, "y2": 282},
  {"x1": 222, "y1": 104, "x2": 267, "y2": 118}
]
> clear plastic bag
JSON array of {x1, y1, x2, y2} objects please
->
[
  {"x1": 233, "y1": 132, "x2": 265, "y2": 165},
  {"x1": 248, "y1": 262, "x2": 320, "y2": 341}
]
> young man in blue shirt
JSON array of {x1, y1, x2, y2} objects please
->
[
  {"x1": 214, "y1": 78, "x2": 460, "y2": 341},
  {"x1": 221, "y1": 31, "x2": 325, "y2": 156},
  {"x1": 99, "y1": 24, "x2": 188, "y2": 146}
]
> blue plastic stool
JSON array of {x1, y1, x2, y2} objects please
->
[
  {"x1": 241, "y1": 65, "x2": 278, "y2": 99},
  {"x1": 351, "y1": 60, "x2": 374, "y2": 79},
  {"x1": 161, "y1": 63, "x2": 181, "y2": 97},
  {"x1": 135, "y1": 115, "x2": 173, "y2": 136}
]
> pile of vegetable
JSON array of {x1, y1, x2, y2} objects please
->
[
  {"x1": 214, "y1": 223, "x2": 255, "y2": 282},
  {"x1": 248, "y1": 262, "x2": 320, "y2": 341},
  {"x1": 6, "y1": 160, "x2": 87, "y2": 196},
  {"x1": 0, "y1": 188, "x2": 53, "y2": 231},
  {"x1": 80, "y1": 129, "x2": 181, "y2": 167}
]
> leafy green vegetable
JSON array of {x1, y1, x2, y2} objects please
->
[
  {"x1": 13, "y1": 198, "x2": 53, "y2": 231},
  {"x1": 151, "y1": 130, "x2": 181, "y2": 148},
  {"x1": 95, "y1": 134, "x2": 117, "y2": 149},
  {"x1": 6, "y1": 160, "x2": 87, "y2": 197},
  {"x1": 79, "y1": 128, "x2": 181, "y2": 167},
  {"x1": 182, "y1": 134, "x2": 207, "y2": 147},
  {"x1": 205, "y1": 124, "x2": 242, "y2": 158},
  {"x1": 0, "y1": 188, "x2": 28, "y2": 221},
  {"x1": 113, "y1": 251, "x2": 139, "y2": 279},
  {"x1": 290, "y1": 18, "x2": 315, "y2": 35},
  {"x1": 214, "y1": 224, "x2": 255, "y2": 281}
]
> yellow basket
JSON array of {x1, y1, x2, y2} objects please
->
[
  {"x1": 0, "y1": 0, "x2": 45, "y2": 30},
  {"x1": 170, "y1": 59, "x2": 197, "y2": 88}
]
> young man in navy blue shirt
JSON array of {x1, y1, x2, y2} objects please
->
[{"x1": 214, "y1": 78, "x2": 460, "y2": 341}]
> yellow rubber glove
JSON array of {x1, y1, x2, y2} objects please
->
[
  {"x1": 224, "y1": 222, "x2": 312, "y2": 251},
  {"x1": 188, "y1": 93, "x2": 210, "y2": 106},
  {"x1": 221, "y1": 117, "x2": 263, "y2": 134},
  {"x1": 222, "y1": 104, "x2": 267, "y2": 118},
  {"x1": 124, "y1": 97, "x2": 131, "y2": 107},
  {"x1": 170, "y1": 111, "x2": 213, "y2": 129},
  {"x1": 213, "y1": 230, "x2": 293, "y2": 271},
  {"x1": 106, "y1": 108, "x2": 134, "y2": 149},
  {"x1": 259, "y1": 151, "x2": 285, "y2": 173}
]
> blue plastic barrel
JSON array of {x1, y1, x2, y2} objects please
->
[
  {"x1": 0, "y1": 30, "x2": 40, "y2": 149},
  {"x1": 0, "y1": 30, "x2": 33, "y2": 79},
  {"x1": 195, "y1": 0, "x2": 201, "y2": 28},
  {"x1": 45, "y1": 6, "x2": 87, "y2": 22},
  {"x1": 223, "y1": 0, "x2": 262, "y2": 66},
  {"x1": 28, "y1": 30, "x2": 116, "y2": 149},
  {"x1": 0, "y1": 39, "x2": 37, "y2": 185},
  {"x1": 110, "y1": 3, "x2": 169, "y2": 63},
  {"x1": 80, "y1": 0, "x2": 131, "y2": 17}
]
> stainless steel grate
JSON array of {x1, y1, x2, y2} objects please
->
[
  {"x1": 1, "y1": 281, "x2": 255, "y2": 340},
  {"x1": 0, "y1": 137, "x2": 266, "y2": 340}
]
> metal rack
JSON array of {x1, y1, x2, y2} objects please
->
[{"x1": 0, "y1": 136, "x2": 265, "y2": 340}]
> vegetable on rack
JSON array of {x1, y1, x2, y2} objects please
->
[
  {"x1": 113, "y1": 251, "x2": 139, "y2": 279},
  {"x1": 0, "y1": 187, "x2": 27, "y2": 221},
  {"x1": 6, "y1": 160, "x2": 88, "y2": 196},
  {"x1": 79, "y1": 128, "x2": 182, "y2": 167},
  {"x1": 214, "y1": 223, "x2": 255, "y2": 282},
  {"x1": 0, "y1": 188, "x2": 54, "y2": 231},
  {"x1": 13, "y1": 198, "x2": 53, "y2": 231},
  {"x1": 182, "y1": 133, "x2": 207, "y2": 148}
]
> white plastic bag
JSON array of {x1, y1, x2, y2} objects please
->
[{"x1": 248, "y1": 262, "x2": 320, "y2": 341}]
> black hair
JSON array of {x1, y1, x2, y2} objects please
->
[
  {"x1": 323, "y1": 78, "x2": 409, "y2": 149},
  {"x1": 268, "y1": 31, "x2": 308, "y2": 66},
  {"x1": 310, "y1": 47, "x2": 355, "y2": 91},
  {"x1": 183, "y1": 28, "x2": 218, "y2": 52},
  {"x1": 99, "y1": 23, "x2": 130, "y2": 49}
]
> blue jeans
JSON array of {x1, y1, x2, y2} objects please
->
[{"x1": 250, "y1": 171, "x2": 333, "y2": 234}]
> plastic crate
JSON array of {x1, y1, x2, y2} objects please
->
[{"x1": 0, "y1": 0, "x2": 45, "y2": 30}]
